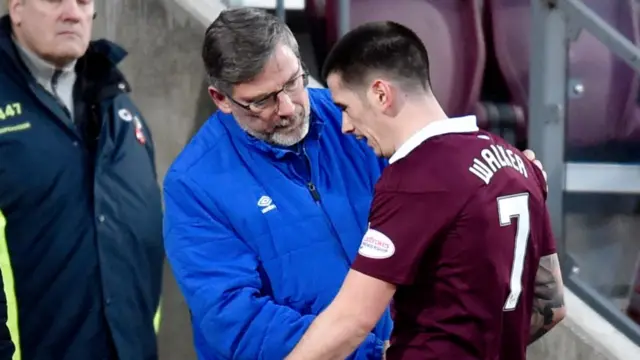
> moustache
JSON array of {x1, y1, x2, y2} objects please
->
[
  {"x1": 273, "y1": 117, "x2": 297, "y2": 131},
  {"x1": 277, "y1": 117, "x2": 293, "y2": 126}
]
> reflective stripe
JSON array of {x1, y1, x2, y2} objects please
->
[
  {"x1": 153, "y1": 300, "x2": 161, "y2": 334},
  {"x1": 0, "y1": 210, "x2": 20, "y2": 359}
]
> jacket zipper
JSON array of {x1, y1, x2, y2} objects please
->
[{"x1": 303, "y1": 147, "x2": 350, "y2": 262}]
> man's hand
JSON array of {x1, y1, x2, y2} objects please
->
[
  {"x1": 523, "y1": 150, "x2": 547, "y2": 182},
  {"x1": 523, "y1": 149, "x2": 548, "y2": 192},
  {"x1": 383, "y1": 340, "x2": 390, "y2": 360},
  {"x1": 285, "y1": 270, "x2": 395, "y2": 360}
]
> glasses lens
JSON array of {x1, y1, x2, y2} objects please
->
[{"x1": 249, "y1": 96, "x2": 276, "y2": 112}]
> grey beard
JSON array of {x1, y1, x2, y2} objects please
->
[{"x1": 245, "y1": 114, "x2": 310, "y2": 146}]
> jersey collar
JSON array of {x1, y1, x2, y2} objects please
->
[{"x1": 389, "y1": 115, "x2": 479, "y2": 164}]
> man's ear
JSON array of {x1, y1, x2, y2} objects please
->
[
  {"x1": 8, "y1": 0, "x2": 24, "y2": 26},
  {"x1": 369, "y1": 79, "x2": 394, "y2": 113},
  {"x1": 208, "y1": 86, "x2": 232, "y2": 114}
]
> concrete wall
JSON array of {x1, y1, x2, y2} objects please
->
[
  {"x1": 90, "y1": 1, "x2": 221, "y2": 358},
  {"x1": 2, "y1": 1, "x2": 640, "y2": 359},
  {"x1": 92, "y1": 0, "x2": 220, "y2": 182}
]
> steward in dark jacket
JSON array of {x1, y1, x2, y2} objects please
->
[{"x1": 0, "y1": 12, "x2": 163, "y2": 360}]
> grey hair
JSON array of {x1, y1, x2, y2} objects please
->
[{"x1": 202, "y1": 8, "x2": 300, "y2": 95}]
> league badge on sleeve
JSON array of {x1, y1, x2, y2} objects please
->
[{"x1": 358, "y1": 228, "x2": 395, "y2": 259}]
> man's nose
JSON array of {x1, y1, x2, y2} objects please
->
[
  {"x1": 341, "y1": 114, "x2": 354, "y2": 134},
  {"x1": 276, "y1": 92, "x2": 295, "y2": 117},
  {"x1": 60, "y1": 0, "x2": 84, "y2": 21}
]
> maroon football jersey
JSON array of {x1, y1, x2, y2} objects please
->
[{"x1": 352, "y1": 116, "x2": 556, "y2": 360}]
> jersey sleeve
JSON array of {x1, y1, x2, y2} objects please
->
[{"x1": 351, "y1": 189, "x2": 458, "y2": 285}]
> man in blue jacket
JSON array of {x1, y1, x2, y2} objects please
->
[
  {"x1": 0, "y1": 1, "x2": 163, "y2": 358},
  {"x1": 163, "y1": 8, "x2": 392, "y2": 359}
]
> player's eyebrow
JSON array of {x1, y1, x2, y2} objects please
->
[{"x1": 333, "y1": 102, "x2": 347, "y2": 111}]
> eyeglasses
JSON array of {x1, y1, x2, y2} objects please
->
[{"x1": 226, "y1": 72, "x2": 309, "y2": 114}]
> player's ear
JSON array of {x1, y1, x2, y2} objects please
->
[
  {"x1": 370, "y1": 79, "x2": 402, "y2": 117},
  {"x1": 369, "y1": 79, "x2": 393, "y2": 112}
]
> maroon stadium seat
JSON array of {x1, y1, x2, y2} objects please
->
[
  {"x1": 474, "y1": 102, "x2": 526, "y2": 146},
  {"x1": 312, "y1": 0, "x2": 486, "y2": 118},
  {"x1": 488, "y1": 0, "x2": 639, "y2": 146}
]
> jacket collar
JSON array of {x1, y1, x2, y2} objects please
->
[{"x1": 219, "y1": 103, "x2": 325, "y2": 159}]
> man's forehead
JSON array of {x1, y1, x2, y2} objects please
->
[
  {"x1": 330, "y1": 89, "x2": 346, "y2": 106},
  {"x1": 327, "y1": 74, "x2": 351, "y2": 101},
  {"x1": 326, "y1": 72, "x2": 344, "y2": 89},
  {"x1": 234, "y1": 45, "x2": 299, "y2": 100},
  {"x1": 260, "y1": 52, "x2": 299, "y2": 83},
  {"x1": 12, "y1": 0, "x2": 95, "y2": 12}
]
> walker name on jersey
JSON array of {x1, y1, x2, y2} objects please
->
[{"x1": 468, "y1": 144, "x2": 528, "y2": 184}]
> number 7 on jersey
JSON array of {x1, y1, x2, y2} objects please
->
[{"x1": 497, "y1": 193, "x2": 531, "y2": 311}]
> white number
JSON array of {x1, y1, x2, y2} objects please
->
[{"x1": 497, "y1": 193, "x2": 531, "y2": 311}]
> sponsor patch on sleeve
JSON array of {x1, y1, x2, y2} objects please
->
[{"x1": 358, "y1": 228, "x2": 395, "y2": 259}]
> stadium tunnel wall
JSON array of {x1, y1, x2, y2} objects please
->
[
  {"x1": 91, "y1": 1, "x2": 217, "y2": 358},
  {"x1": 1, "y1": 0, "x2": 638, "y2": 359}
]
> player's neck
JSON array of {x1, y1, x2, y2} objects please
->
[{"x1": 392, "y1": 97, "x2": 448, "y2": 153}]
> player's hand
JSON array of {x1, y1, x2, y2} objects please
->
[
  {"x1": 523, "y1": 149, "x2": 548, "y2": 190},
  {"x1": 382, "y1": 341, "x2": 390, "y2": 359}
]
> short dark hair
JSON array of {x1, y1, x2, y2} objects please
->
[
  {"x1": 321, "y1": 21, "x2": 431, "y2": 92},
  {"x1": 202, "y1": 8, "x2": 300, "y2": 95}
]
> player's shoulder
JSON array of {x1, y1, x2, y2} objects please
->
[
  {"x1": 378, "y1": 129, "x2": 540, "y2": 194},
  {"x1": 472, "y1": 131, "x2": 547, "y2": 197},
  {"x1": 377, "y1": 131, "x2": 481, "y2": 194}
]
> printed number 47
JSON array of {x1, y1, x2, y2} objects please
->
[
  {"x1": 497, "y1": 193, "x2": 531, "y2": 311},
  {"x1": 0, "y1": 103, "x2": 21, "y2": 120}
]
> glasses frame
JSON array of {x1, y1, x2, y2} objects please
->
[{"x1": 225, "y1": 64, "x2": 309, "y2": 114}]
